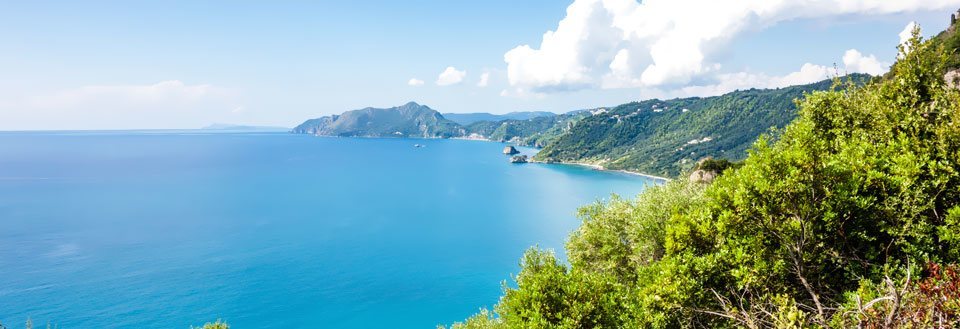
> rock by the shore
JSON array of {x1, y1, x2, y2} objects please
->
[
  {"x1": 510, "y1": 155, "x2": 528, "y2": 164},
  {"x1": 503, "y1": 146, "x2": 519, "y2": 155}
]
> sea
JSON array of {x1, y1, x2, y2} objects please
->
[{"x1": 0, "y1": 131, "x2": 660, "y2": 328}]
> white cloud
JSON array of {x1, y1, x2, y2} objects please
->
[
  {"x1": 436, "y1": 66, "x2": 467, "y2": 86},
  {"x1": 0, "y1": 80, "x2": 240, "y2": 130},
  {"x1": 899, "y1": 21, "x2": 920, "y2": 55},
  {"x1": 899, "y1": 21, "x2": 919, "y2": 45},
  {"x1": 477, "y1": 72, "x2": 490, "y2": 87},
  {"x1": 670, "y1": 64, "x2": 837, "y2": 99},
  {"x1": 613, "y1": 48, "x2": 886, "y2": 100},
  {"x1": 29, "y1": 80, "x2": 226, "y2": 109},
  {"x1": 843, "y1": 49, "x2": 889, "y2": 75},
  {"x1": 408, "y1": 78, "x2": 425, "y2": 86},
  {"x1": 505, "y1": 0, "x2": 959, "y2": 93}
]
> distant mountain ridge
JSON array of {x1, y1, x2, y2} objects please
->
[
  {"x1": 463, "y1": 111, "x2": 590, "y2": 147},
  {"x1": 291, "y1": 102, "x2": 463, "y2": 138},
  {"x1": 443, "y1": 111, "x2": 556, "y2": 125}
]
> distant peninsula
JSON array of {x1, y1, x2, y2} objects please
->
[{"x1": 291, "y1": 102, "x2": 463, "y2": 138}]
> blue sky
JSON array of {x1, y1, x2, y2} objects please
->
[{"x1": 0, "y1": 1, "x2": 956, "y2": 130}]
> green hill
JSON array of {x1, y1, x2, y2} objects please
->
[
  {"x1": 535, "y1": 74, "x2": 872, "y2": 177},
  {"x1": 463, "y1": 111, "x2": 590, "y2": 147},
  {"x1": 443, "y1": 111, "x2": 557, "y2": 125},
  {"x1": 291, "y1": 102, "x2": 463, "y2": 138}
]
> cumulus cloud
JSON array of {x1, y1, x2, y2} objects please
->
[
  {"x1": 613, "y1": 47, "x2": 887, "y2": 100},
  {"x1": 669, "y1": 64, "x2": 836, "y2": 98},
  {"x1": 0, "y1": 80, "x2": 240, "y2": 130},
  {"x1": 436, "y1": 66, "x2": 467, "y2": 86},
  {"x1": 843, "y1": 49, "x2": 889, "y2": 75},
  {"x1": 408, "y1": 78, "x2": 425, "y2": 86},
  {"x1": 477, "y1": 72, "x2": 490, "y2": 87},
  {"x1": 505, "y1": 0, "x2": 958, "y2": 93},
  {"x1": 900, "y1": 21, "x2": 919, "y2": 45},
  {"x1": 899, "y1": 21, "x2": 920, "y2": 55},
  {"x1": 29, "y1": 80, "x2": 226, "y2": 109}
]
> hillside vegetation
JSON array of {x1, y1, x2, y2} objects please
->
[
  {"x1": 465, "y1": 111, "x2": 590, "y2": 147},
  {"x1": 535, "y1": 75, "x2": 870, "y2": 177},
  {"x1": 933, "y1": 13, "x2": 960, "y2": 70},
  {"x1": 443, "y1": 111, "x2": 557, "y2": 125},
  {"x1": 444, "y1": 28, "x2": 960, "y2": 329}
]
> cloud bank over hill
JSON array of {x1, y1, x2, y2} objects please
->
[{"x1": 504, "y1": 0, "x2": 960, "y2": 95}]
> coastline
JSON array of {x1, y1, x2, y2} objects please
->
[
  {"x1": 297, "y1": 132, "x2": 672, "y2": 182},
  {"x1": 532, "y1": 160, "x2": 672, "y2": 182}
]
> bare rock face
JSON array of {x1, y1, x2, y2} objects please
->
[
  {"x1": 689, "y1": 169, "x2": 717, "y2": 184},
  {"x1": 503, "y1": 146, "x2": 520, "y2": 155},
  {"x1": 946, "y1": 69, "x2": 960, "y2": 89}
]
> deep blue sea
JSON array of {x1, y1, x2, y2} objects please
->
[{"x1": 0, "y1": 131, "x2": 658, "y2": 328}]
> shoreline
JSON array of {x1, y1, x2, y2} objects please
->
[
  {"x1": 298, "y1": 132, "x2": 672, "y2": 182},
  {"x1": 532, "y1": 160, "x2": 672, "y2": 182}
]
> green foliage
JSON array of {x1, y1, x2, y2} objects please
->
[
  {"x1": 567, "y1": 182, "x2": 707, "y2": 283},
  {"x1": 931, "y1": 21, "x2": 960, "y2": 70},
  {"x1": 831, "y1": 264, "x2": 960, "y2": 328},
  {"x1": 695, "y1": 158, "x2": 740, "y2": 173},
  {"x1": 439, "y1": 309, "x2": 505, "y2": 329},
  {"x1": 494, "y1": 248, "x2": 629, "y2": 329},
  {"x1": 452, "y1": 25, "x2": 960, "y2": 329},
  {"x1": 192, "y1": 319, "x2": 229, "y2": 329}
]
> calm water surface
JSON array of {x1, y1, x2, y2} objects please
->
[{"x1": 0, "y1": 132, "x2": 658, "y2": 328}]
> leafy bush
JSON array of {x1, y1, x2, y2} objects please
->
[{"x1": 448, "y1": 26, "x2": 960, "y2": 329}]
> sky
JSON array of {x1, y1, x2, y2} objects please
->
[{"x1": 1, "y1": 1, "x2": 958, "y2": 130}]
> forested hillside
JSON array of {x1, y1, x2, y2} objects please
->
[
  {"x1": 464, "y1": 111, "x2": 589, "y2": 147},
  {"x1": 535, "y1": 74, "x2": 870, "y2": 177},
  {"x1": 444, "y1": 28, "x2": 960, "y2": 329},
  {"x1": 443, "y1": 111, "x2": 556, "y2": 125}
]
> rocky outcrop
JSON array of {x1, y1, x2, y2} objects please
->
[
  {"x1": 510, "y1": 155, "x2": 528, "y2": 164},
  {"x1": 689, "y1": 169, "x2": 717, "y2": 184},
  {"x1": 503, "y1": 146, "x2": 519, "y2": 155},
  {"x1": 946, "y1": 69, "x2": 960, "y2": 89}
]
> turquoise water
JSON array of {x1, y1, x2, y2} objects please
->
[{"x1": 0, "y1": 132, "x2": 659, "y2": 328}]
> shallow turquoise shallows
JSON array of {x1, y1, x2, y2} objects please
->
[{"x1": 0, "y1": 131, "x2": 659, "y2": 328}]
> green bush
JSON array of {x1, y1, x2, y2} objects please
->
[{"x1": 448, "y1": 26, "x2": 960, "y2": 329}]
